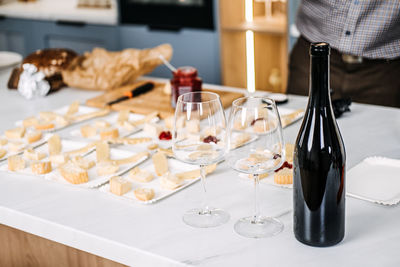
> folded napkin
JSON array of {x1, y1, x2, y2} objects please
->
[{"x1": 347, "y1": 157, "x2": 400, "y2": 206}]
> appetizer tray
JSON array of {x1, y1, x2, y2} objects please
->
[
  {"x1": 0, "y1": 139, "x2": 94, "y2": 176},
  {"x1": 16, "y1": 103, "x2": 110, "y2": 132},
  {"x1": 0, "y1": 132, "x2": 51, "y2": 162},
  {"x1": 98, "y1": 157, "x2": 204, "y2": 204},
  {"x1": 45, "y1": 148, "x2": 149, "y2": 189},
  {"x1": 69, "y1": 111, "x2": 159, "y2": 141},
  {"x1": 347, "y1": 156, "x2": 400, "y2": 206}
]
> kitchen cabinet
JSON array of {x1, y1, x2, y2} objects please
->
[{"x1": 0, "y1": 18, "x2": 119, "y2": 56}]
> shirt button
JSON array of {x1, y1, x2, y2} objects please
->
[{"x1": 345, "y1": 31, "x2": 351, "y2": 35}]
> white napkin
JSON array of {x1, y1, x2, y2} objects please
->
[{"x1": 347, "y1": 156, "x2": 400, "y2": 206}]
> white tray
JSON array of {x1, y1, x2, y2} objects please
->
[
  {"x1": 347, "y1": 156, "x2": 400, "y2": 206},
  {"x1": 0, "y1": 139, "x2": 94, "y2": 176},
  {"x1": 16, "y1": 105, "x2": 107, "y2": 132},
  {"x1": 69, "y1": 112, "x2": 159, "y2": 141},
  {"x1": 45, "y1": 148, "x2": 149, "y2": 189},
  {"x1": 0, "y1": 132, "x2": 51, "y2": 162},
  {"x1": 98, "y1": 158, "x2": 201, "y2": 204}
]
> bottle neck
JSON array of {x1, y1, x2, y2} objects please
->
[{"x1": 309, "y1": 55, "x2": 331, "y2": 107}]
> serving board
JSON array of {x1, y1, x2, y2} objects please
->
[{"x1": 85, "y1": 81, "x2": 243, "y2": 119}]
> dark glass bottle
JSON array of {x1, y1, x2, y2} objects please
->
[{"x1": 293, "y1": 43, "x2": 346, "y2": 247}]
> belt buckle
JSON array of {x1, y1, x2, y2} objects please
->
[{"x1": 342, "y1": 54, "x2": 363, "y2": 64}]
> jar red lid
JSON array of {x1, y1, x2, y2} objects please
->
[{"x1": 174, "y1": 66, "x2": 198, "y2": 78}]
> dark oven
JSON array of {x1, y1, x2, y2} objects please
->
[{"x1": 119, "y1": 0, "x2": 214, "y2": 31}]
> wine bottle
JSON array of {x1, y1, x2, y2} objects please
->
[{"x1": 293, "y1": 43, "x2": 346, "y2": 247}]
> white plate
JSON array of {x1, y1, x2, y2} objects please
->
[
  {"x1": 0, "y1": 51, "x2": 22, "y2": 69},
  {"x1": 45, "y1": 148, "x2": 149, "y2": 189},
  {"x1": 347, "y1": 157, "x2": 400, "y2": 206},
  {"x1": 69, "y1": 112, "x2": 159, "y2": 141},
  {"x1": 16, "y1": 105, "x2": 108, "y2": 132},
  {"x1": 0, "y1": 139, "x2": 94, "y2": 176},
  {"x1": 98, "y1": 158, "x2": 201, "y2": 204}
]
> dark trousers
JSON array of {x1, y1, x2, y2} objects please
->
[{"x1": 287, "y1": 36, "x2": 400, "y2": 108}]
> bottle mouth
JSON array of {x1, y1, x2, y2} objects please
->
[{"x1": 310, "y1": 42, "x2": 330, "y2": 56}]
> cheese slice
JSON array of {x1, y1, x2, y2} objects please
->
[
  {"x1": 48, "y1": 134, "x2": 62, "y2": 155},
  {"x1": 99, "y1": 128, "x2": 119, "y2": 140},
  {"x1": 8, "y1": 155, "x2": 25, "y2": 171},
  {"x1": 66, "y1": 100, "x2": 80, "y2": 116},
  {"x1": 59, "y1": 162, "x2": 88, "y2": 184},
  {"x1": 26, "y1": 131, "x2": 42, "y2": 144},
  {"x1": 71, "y1": 156, "x2": 95, "y2": 170},
  {"x1": 8, "y1": 141, "x2": 26, "y2": 152},
  {"x1": 23, "y1": 116, "x2": 39, "y2": 128},
  {"x1": 175, "y1": 164, "x2": 217, "y2": 180},
  {"x1": 80, "y1": 125, "x2": 97, "y2": 138},
  {"x1": 134, "y1": 188, "x2": 155, "y2": 201},
  {"x1": 24, "y1": 148, "x2": 46, "y2": 161},
  {"x1": 109, "y1": 176, "x2": 131, "y2": 196},
  {"x1": 96, "y1": 142, "x2": 110, "y2": 162},
  {"x1": 0, "y1": 139, "x2": 8, "y2": 146},
  {"x1": 31, "y1": 161, "x2": 52, "y2": 175},
  {"x1": 160, "y1": 173, "x2": 183, "y2": 190},
  {"x1": 5, "y1": 127, "x2": 25, "y2": 139},
  {"x1": 143, "y1": 123, "x2": 163, "y2": 138},
  {"x1": 0, "y1": 149, "x2": 6, "y2": 159},
  {"x1": 152, "y1": 151, "x2": 168, "y2": 176},
  {"x1": 49, "y1": 154, "x2": 69, "y2": 166},
  {"x1": 129, "y1": 167, "x2": 154, "y2": 183},
  {"x1": 39, "y1": 111, "x2": 57, "y2": 121},
  {"x1": 97, "y1": 162, "x2": 119, "y2": 176},
  {"x1": 94, "y1": 120, "x2": 111, "y2": 129},
  {"x1": 34, "y1": 121, "x2": 55, "y2": 131},
  {"x1": 117, "y1": 110, "x2": 130, "y2": 124}
]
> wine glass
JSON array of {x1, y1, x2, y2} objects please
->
[
  {"x1": 173, "y1": 91, "x2": 230, "y2": 228},
  {"x1": 226, "y1": 97, "x2": 285, "y2": 238}
]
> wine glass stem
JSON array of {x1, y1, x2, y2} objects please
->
[
  {"x1": 200, "y1": 165, "x2": 210, "y2": 215},
  {"x1": 253, "y1": 173, "x2": 260, "y2": 223}
]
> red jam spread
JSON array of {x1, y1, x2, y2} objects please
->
[
  {"x1": 275, "y1": 161, "x2": 293, "y2": 172},
  {"x1": 159, "y1": 131, "x2": 172, "y2": 140},
  {"x1": 203, "y1": 135, "x2": 219, "y2": 144}
]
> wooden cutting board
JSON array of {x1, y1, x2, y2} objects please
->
[{"x1": 86, "y1": 81, "x2": 244, "y2": 119}]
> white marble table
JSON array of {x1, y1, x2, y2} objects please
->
[{"x1": 0, "y1": 68, "x2": 399, "y2": 267}]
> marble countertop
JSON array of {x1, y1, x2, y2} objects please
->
[
  {"x1": 0, "y1": 68, "x2": 399, "y2": 267},
  {"x1": 0, "y1": 0, "x2": 118, "y2": 25}
]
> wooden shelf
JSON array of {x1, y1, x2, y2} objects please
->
[{"x1": 221, "y1": 16, "x2": 286, "y2": 35}]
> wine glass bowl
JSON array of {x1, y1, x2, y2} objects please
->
[
  {"x1": 226, "y1": 97, "x2": 285, "y2": 238},
  {"x1": 173, "y1": 91, "x2": 230, "y2": 228}
]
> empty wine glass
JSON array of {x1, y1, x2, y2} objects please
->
[
  {"x1": 226, "y1": 97, "x2": 285, "y2": 238},
  {"x1": 173, "y1": 91, "x2": 230, "y2": 228}
]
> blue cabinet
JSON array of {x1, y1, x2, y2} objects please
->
[{"x1": 0, "y1": 18, "x2": 221, "y2": 84}]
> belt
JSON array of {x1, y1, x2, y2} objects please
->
[{"x1": 341, "y1": 54, "x2": 363, "y2": 64}]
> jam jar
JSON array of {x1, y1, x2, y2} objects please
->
[{"x1": 171, "y1": 66, "x2": 202, "y2": 108}]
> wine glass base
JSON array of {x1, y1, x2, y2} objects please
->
[
  {"x1": 234, "y1": 216, "x2": 283, "y2": 238},
  {"x1": 183, "y1": 208, "x2": 230, "y2": 228}
]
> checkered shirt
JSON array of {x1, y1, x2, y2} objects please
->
[{"x1": 296, "y1": 0, "x2": 400, "y2": 59}]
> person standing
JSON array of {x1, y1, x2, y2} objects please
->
[{"x1": 287, "y1": 0, "x2": 400, "y2": 108}]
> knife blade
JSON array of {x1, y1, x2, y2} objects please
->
[{"x1": 107, "y1": 82, "x2": 154, "y2": 106}]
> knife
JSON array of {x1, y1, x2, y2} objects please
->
[{"x1": 107, "y1": 82, "x2": 154, "y2": 106}]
